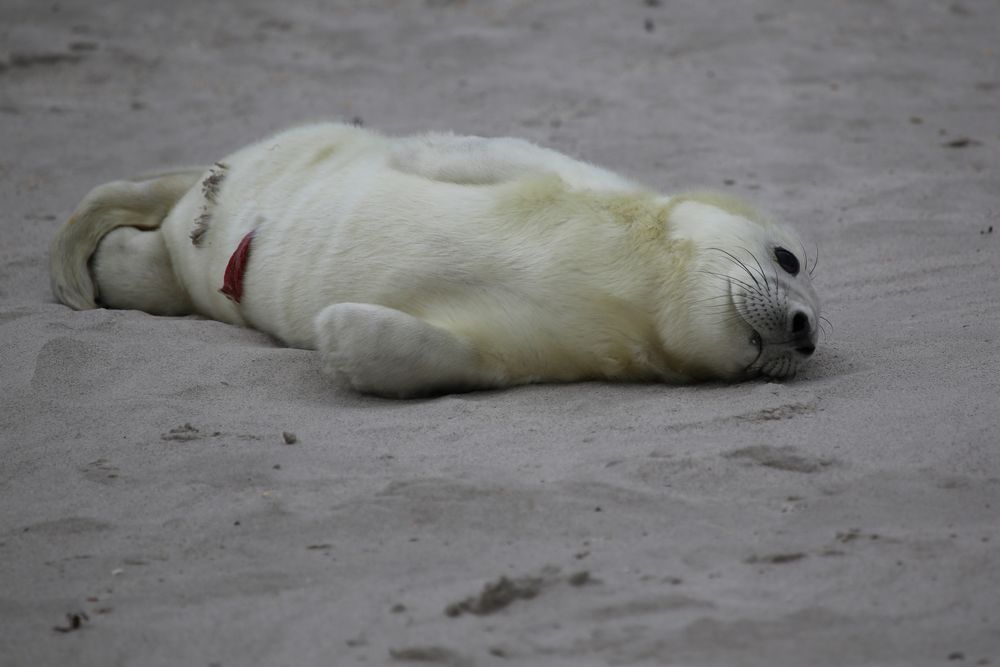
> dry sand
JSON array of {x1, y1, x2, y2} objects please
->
[{"x1": 1, "y1": 1, "x2": 999, "y2": 665}]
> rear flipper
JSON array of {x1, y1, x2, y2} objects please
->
[
  {"x1": 90, "y1": 226, "x2": 192, "y2": 315},
  {"x1": 50, "y1": 170, "x2": 202, "y2": 313},
  {"x1": 315, "y1": 303, "x2": 496, "y2": 398}
]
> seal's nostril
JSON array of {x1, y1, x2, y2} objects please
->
[
  {"x1": 796, "y1": 344, "x2": 816, "y2": 356},
  {"x1": 791, "y1": 311, "x2": 809, "y2": 334}
]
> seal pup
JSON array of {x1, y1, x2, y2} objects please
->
[{"x1": 50, "y1": 123, "x2": 821, "y2": 397}]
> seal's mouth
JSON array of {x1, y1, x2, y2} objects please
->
[
  {"x1": 728, "y1": 280, "x2": 764, "y2": 373},
  {"x1": 748, "y1": 328, "x2": 763, "y2": 366}
]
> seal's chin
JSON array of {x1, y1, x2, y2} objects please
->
[
  {"x1": 742, "y1": 328, "x2": 802, "y2": 380},
  {"x1": 757, "y1": 352, "x2": 800, "y2": 379}
]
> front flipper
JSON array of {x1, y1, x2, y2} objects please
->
[
  {"x1": 315, "y1": 303, "x2": 495, "y2": 398},
  {"x1": 389, "y1": 133, "x2": 637, "y2": 191}
]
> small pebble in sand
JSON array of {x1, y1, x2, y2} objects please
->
[
  {"x1": 161, "y1": 423, "x2": 200, "y2": 442},
  {"x1": 746, "y1": 552, "x2": 806, "y2": 565},
  {"x1": 445, "y1": 575, "x2": 544, "y2": 617},
  {"x1": 389, "y1": 647, "x2": 461, "y2": 662},
  {"x1": 944, "y1": 137, "x2": 980, "y2": 148},
  {"x1": 282, "y1": 431, "x2": 298, "y2": 445},
  {"x1": 53, "y1": 612, "x2": 88, "y2": 633}
]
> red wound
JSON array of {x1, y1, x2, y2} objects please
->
[{"x1": 219, "y1": 230, "x2": 256, "y2": 303}]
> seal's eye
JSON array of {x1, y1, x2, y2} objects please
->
[{"x1": 774, "y1": 247, "x2": 800, "y2": 275}]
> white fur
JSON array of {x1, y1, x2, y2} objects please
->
[{"x1": 50, "y1": 123, "x2": 821, "y2": 396}]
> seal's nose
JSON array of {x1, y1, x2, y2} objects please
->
[
  {"x1": 790, "y1": 308, "x2": 816, "y2": 355},
  {"x1": 791, "y1": 310, "x2": 809, "y2": 335}
]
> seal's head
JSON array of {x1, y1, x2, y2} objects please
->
[{"x1": 666, "y1": 194, "x2": 821, "y2": 380}]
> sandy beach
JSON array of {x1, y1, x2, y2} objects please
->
[{"x1": 1, "y1": 1, "x2": 999, "y2": 665}]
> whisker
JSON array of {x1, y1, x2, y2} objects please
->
[
  {"x1": 706, "y1": 313, "x2": 749, "y2": 328},
  {"x1": 694, "y1": 298, "x2": 739, "y2": 307},
  {"x1": 698, "y1": 270, "x2": 759, "y2": 295},
  {"x1": 698, "y1": 266, "x2": 760, "y2": 292},
  {"x1": 708, "y1": 247, "x2": 763, "y2": 291},
  {"x1": 740, "y1": 246, "x2": 772, "y2": 293},
  {"x1": 689, "y1": 295, "x2": 737, "y2": 306},
  {"x1": 697, "y1": 306, "x2": 744, "y2": 316},
  {"x1": 690, "y1": 303, "x2": 735, "y2": 311},
  {"x1": 689, "y1": 297, "x2": 742, "y2": 313}
]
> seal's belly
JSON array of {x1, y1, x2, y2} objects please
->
[
  {"x1": 159, "y1": 123, "x2": 663, "y2": 368},
  {"x1": 236, "y1": 163, "x2": 531, "y2": 349}
]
